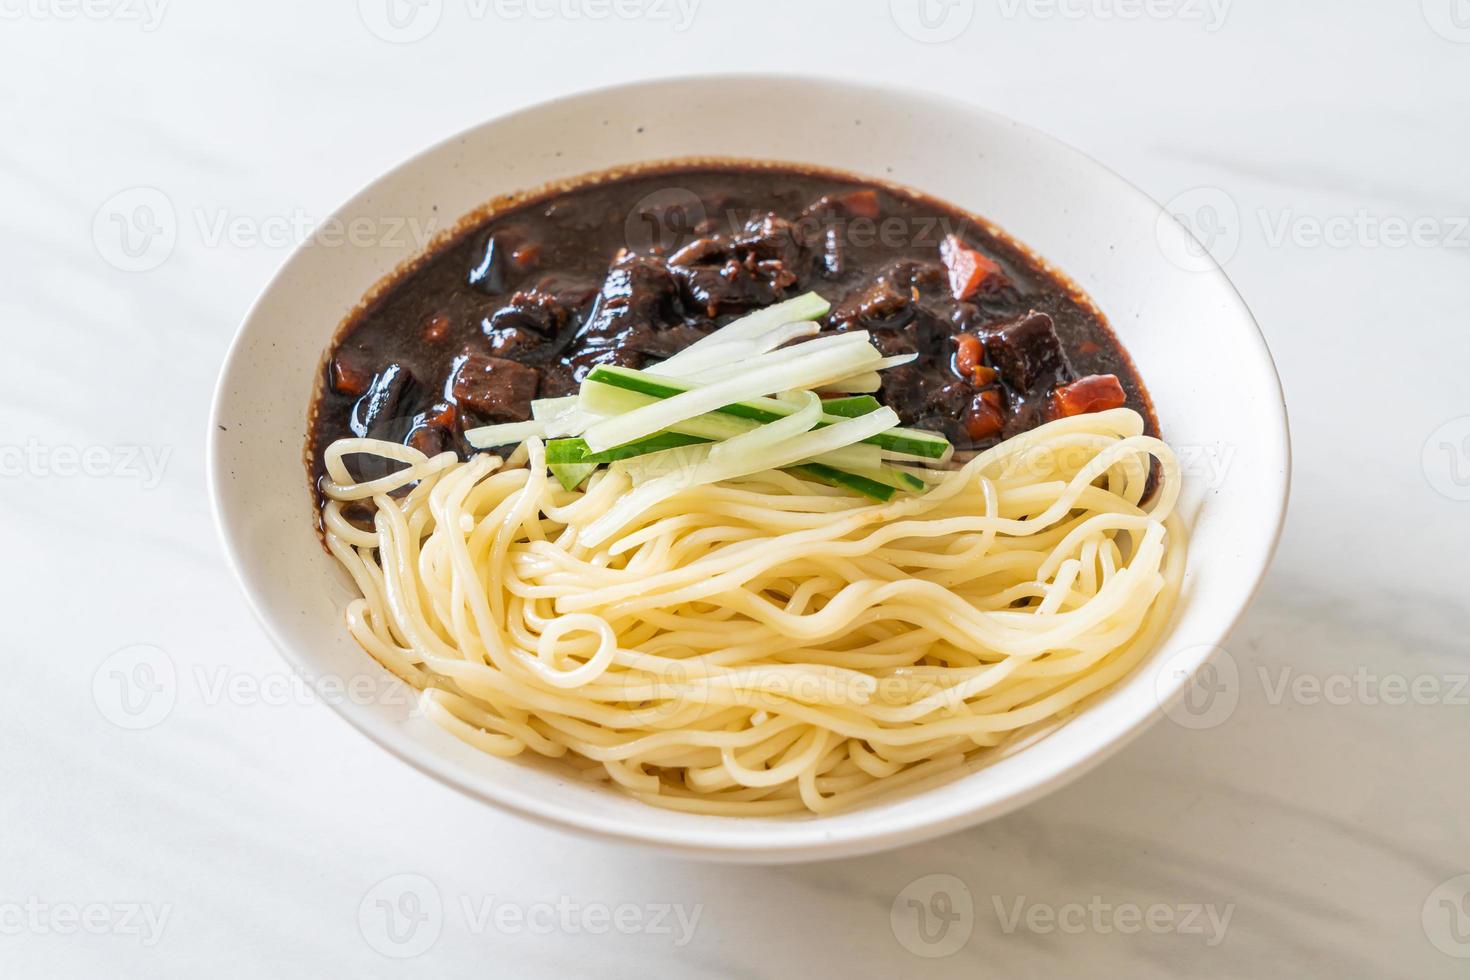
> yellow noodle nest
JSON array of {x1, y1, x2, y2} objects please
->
[{"x1": 321, "y1": 408, "x2": 1184, "y2": 816}]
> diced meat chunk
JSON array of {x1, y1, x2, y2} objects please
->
[
  {"x1": 535, "y1": 363, "x2": 579, "y2": 401},
  {"x1": 449, "y1": 352, "x2": 539, "y2": 421},
  {"x1": 566, "y1": 343, "x2": 643, "y2": 382},
  {"x1": 667, "y1": 237, "x2": 728, "y2": 268},
  {"x1": 735, "y1": 213, "x2": 803, "y2": 267},
  {"x1": 405, "y1": 403, "x2": 456, "y2": 456},
  {"x1": 871, "y1": 329, "x2": 917, "y2": 356},
  {"x1": 1052, "y1": 374, "x2": 1127, "y2": 417},
  {"x1": 831, "y1": 275, "x2": 911, "y2": 329},
  {"x1": 405, "y1": 425, "x2": 447, "y2": 456},
  {"x1": 350, "y1": 363, "x2": 420, "y2": 440},
  {"x1": 985, "y1": 310, "x2": 1069, "y2": 390},
  {"x1": 484, "y1": 325, "x2": 542, "y2": 356},
  {"x1": 664, "y1": 214, "x2": 804, "y2": 315},
  {"x1": 619, "y1": 324, "x2": 711, "y2": 360},
  {"x1": 831, "y1": 260, "x2": 953, "y2": 332},
  {"x1": 669, "y1": 258, "x2": 785, "y2": 315},
  {"x1": 877, "y1": 364, "x2": 929, "y2": 422},
  {"x1": 485, "y1": 290, "x2": 570, "y2": 338},
  {"x1": 924, "y1": 381, "x2": 973, "y2": 419},
  {"x1": 580, "y1": 252, "x2": 679, "y2": 340}
]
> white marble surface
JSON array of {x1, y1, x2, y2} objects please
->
[{"x1": 4, "y1": 1, "x2": 1469, "y2": 976}]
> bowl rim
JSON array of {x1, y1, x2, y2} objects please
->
[{"x1": 207, "y1": 71, "x2": 1291, "y2": 863}]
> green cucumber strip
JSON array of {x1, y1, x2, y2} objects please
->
[
  {"x1": 787, "y1": 464, "x2": 895, "y2": 502},
  {"x1": 549, "y1": 462, "x2": 596, "y2": 492},
  {"x1": 548, "y1": 438, "x2": 915, "y2": 502},
  {"x1": 579, "y1": 383, "x2": 882, "y2": 471},
  {"x1": 845, "y1": 465, "x2": 928, "y2": 493},
  {"x1": 547, "y1": 431, "x2": 710, "y2": 466},
  {"x1": 818, "y1": 395, "x2": 882, "y2": 418},
  {"x1": 897, "y1": 471, "x2": 928, "y2": 492},
  {"x1": 888, "y1": 462, "x2": 951, "y2": 485},
  {"x1": 584, "y1": 366, "x2": 951, "y2": 460},
  {"x1": 550, "y1": 456, "x2": 905, "y2": 502},
  {"x1": 547, "y1": 429, "x2": 916, "y2": 503}
]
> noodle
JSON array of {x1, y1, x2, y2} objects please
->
[{"x1": 320, "y1": 408, "x2": 1185, "y2": 815}]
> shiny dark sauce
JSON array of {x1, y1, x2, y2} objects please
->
[{"x1": 309, "y1": 164, "x2": 1155, "y2": 495}]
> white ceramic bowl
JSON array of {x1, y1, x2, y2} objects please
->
[{"x1": 209, "y1": 74, "x2": 1289, "y2": 863}]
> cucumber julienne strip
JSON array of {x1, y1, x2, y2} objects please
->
[
  {"x1": 477, "y1": 290, "x2": 945, "y2": 497},
  {"x1": 548, "y1": 462, "x2": 596, "y2": 492},
  {"x1": 674, "y1": 330, "x2": 873, "y2": 385},
  {"x1": 816, "y1": 372, "x2": 881, "y2": 394},
  {"x1": 840, "y1": 465, "x2": 927, "y2": 493},
  {"x1": 649, "y1": 319, "x2": 822, "y2": 382},
  {"x1": 787, "y1": 464, "x2": 896, "y2": 502},
  {"x1": 548, "y1": 435, "x2": 908, "y2": 501},
  {"x1": 547, "y1": 431, "x2": 885, "y2": 478},
  {"x1": 818, "y1": 395, "x2": 882, "y2": 417},
  {"x1": 652, "y1": 292, "x2": 831, "y2": 375},
  {"x1": 711, "y1": 391, "x2": 823, "y2": 462},
  {"x1": 582, "y1": 407, "x2": 899, "y2": 546},
  {"x1": 530, "y1": 396, "x2": 579, "y2": 420},
  {"x1": 464, "y1": 419, "x2": 546, "y2": 448},
  {"x1": 547, "y1": 432, "x2": 710, "y2": 465},
  {"x1": 577, "y1": 382, "x2": 883, "y2": 471},
  {"x1": 580, "y1": 337, "x2": 879, "y2": 453},
  {"x1": 583, "y1": 367, "x2": 952, "y2": 460},
  {"x1": 468, "y1": 395, "x2": 594, "y2": 449}
]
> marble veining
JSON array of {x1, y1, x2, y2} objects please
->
[{"x1": 3, "y1": 2, "x2": 1467, "y2": 976}]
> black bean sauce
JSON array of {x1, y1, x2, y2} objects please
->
[{"x1": 308, "y1": 163, "x2": 1156, "y2": 498}]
